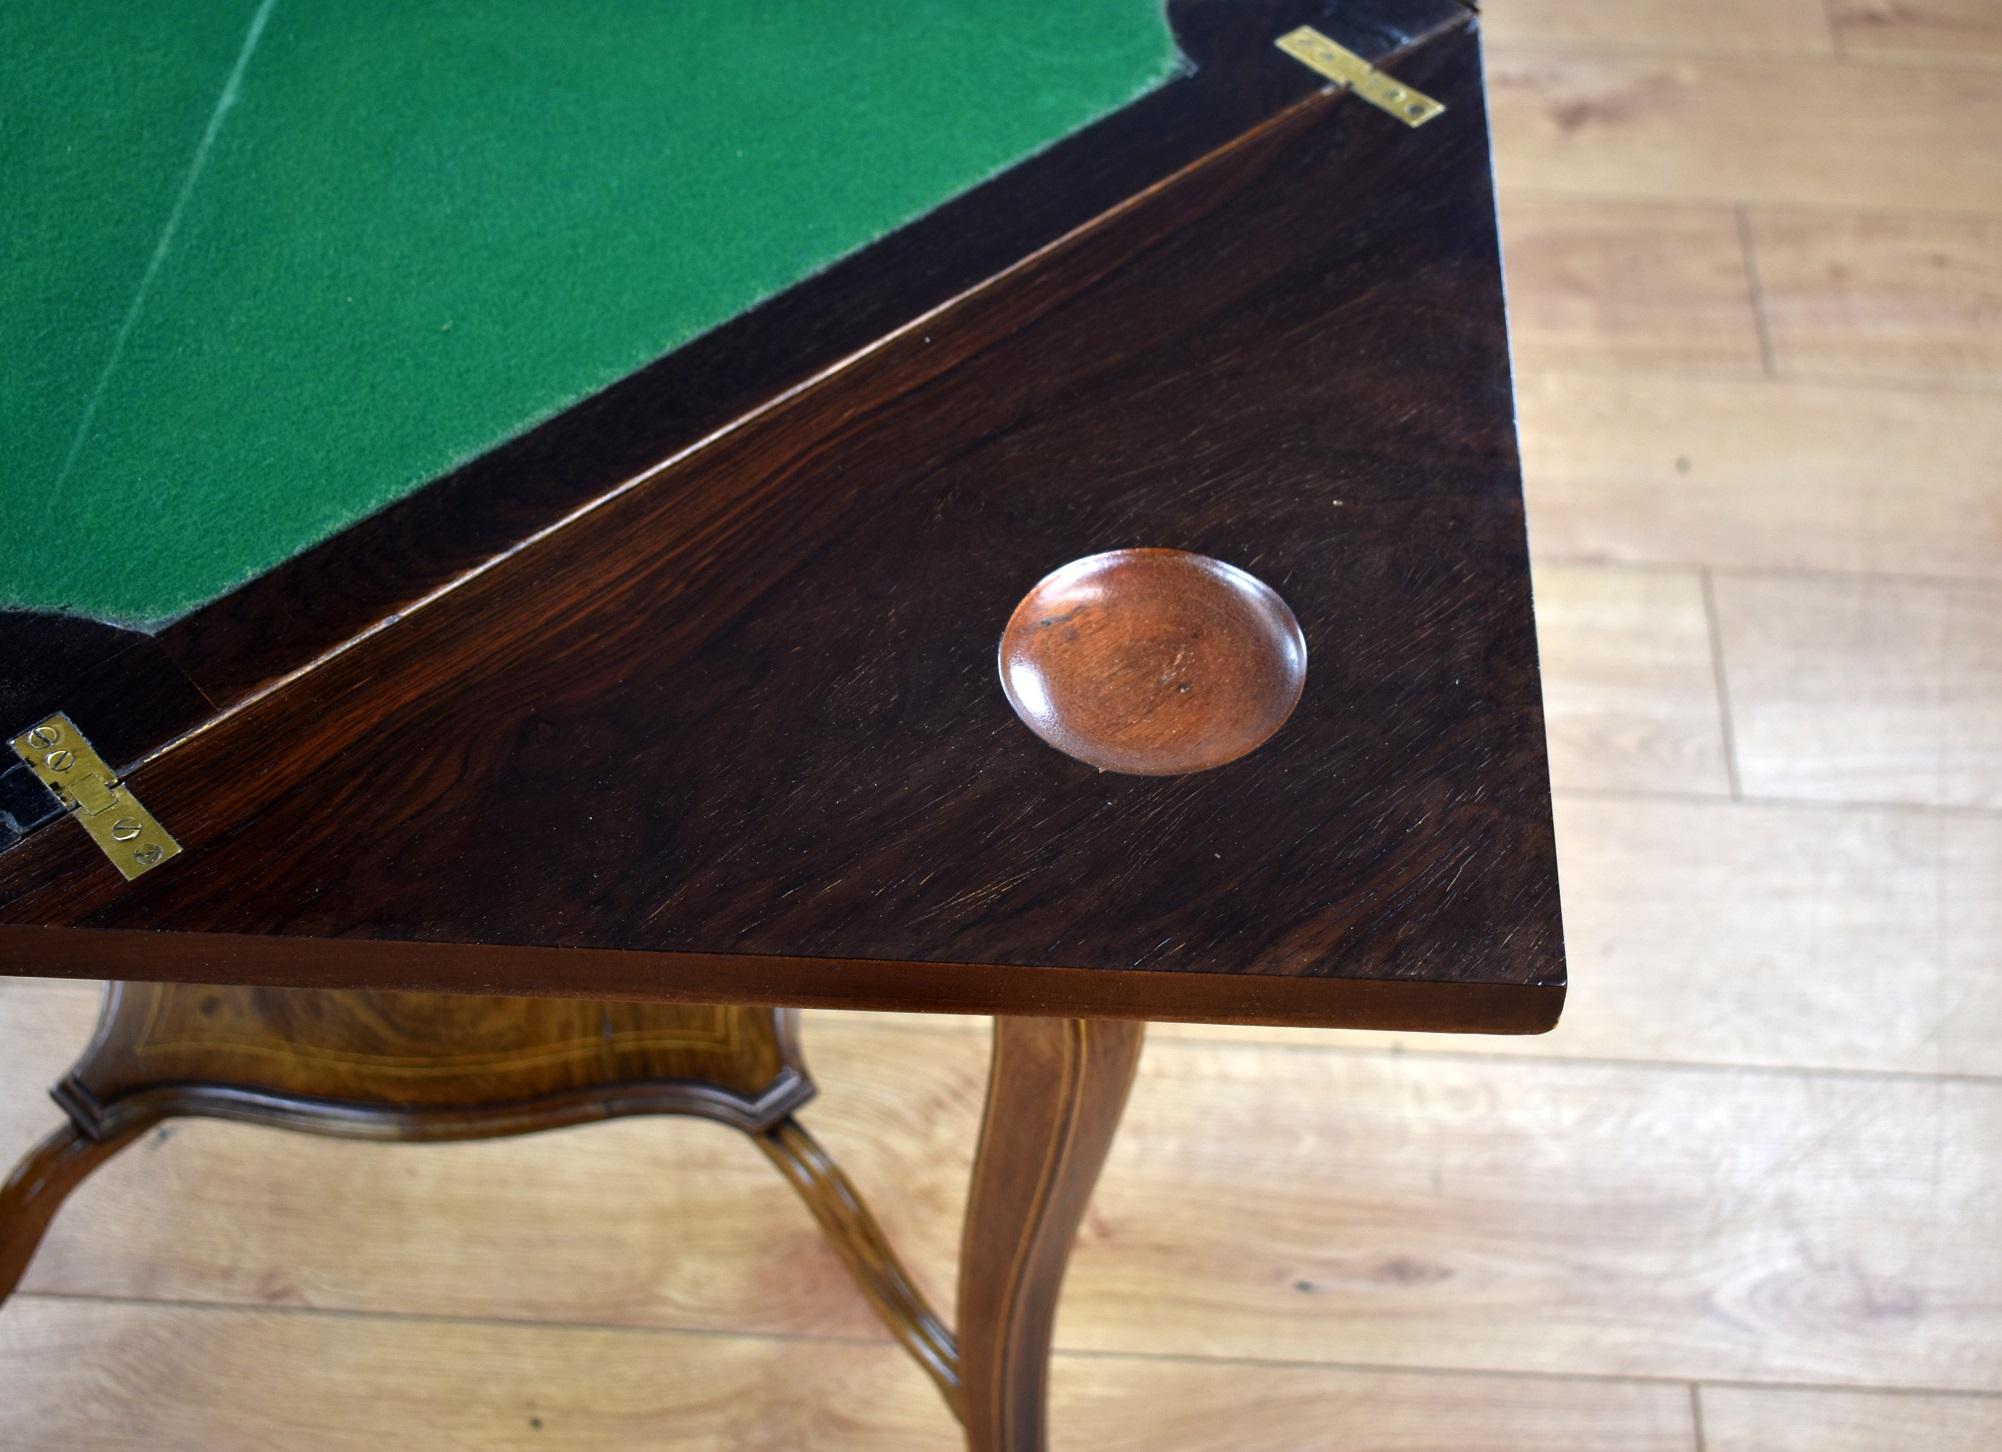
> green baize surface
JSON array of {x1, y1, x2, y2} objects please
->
[{"x1": 2, "y1": 0, "x2": 1176, "y2": 622}]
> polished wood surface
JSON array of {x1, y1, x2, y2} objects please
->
[
  {"x1": 0, "y1": 922, "x2": 1556, "y2": 1035},
  {"x1": 958, "y1": 1017, "x2": 1143, "y2": 1452},
  {"x1": 55, "y1": 982, "x2": 811, "y2": 1137},
  {"x1": 0, "y1": 26, "x2": 1562, "y2": 1033},
  {"x1": 998, "y1": 550, "x2": 1306, "y2": 776}
]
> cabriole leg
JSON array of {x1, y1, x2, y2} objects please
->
[{"x1": 957, "y1": 1016, "x2": 1145, "y2": 1452}]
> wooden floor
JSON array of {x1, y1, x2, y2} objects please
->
[{"x1": 4, "y1": 3, "x2": 2001, "y2": 1447}]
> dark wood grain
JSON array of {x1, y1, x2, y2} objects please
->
[
  {"x1": 0, "y1": 27, "x2": 1559, "y2": 1033},
  {"x1": 958, "y1": 1016, "x2": 1145, "y2": 1452}
]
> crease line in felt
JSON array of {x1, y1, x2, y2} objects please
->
[{"x1": 47, "y1": 0, "x2": 281, "y2": 513}]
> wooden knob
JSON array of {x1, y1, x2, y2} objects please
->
[{"x1": 998, "y1": 548, "x2": 1307, "y2": 776}]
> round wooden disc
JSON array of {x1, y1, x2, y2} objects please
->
[{"x1": 997, "y1": 548, "x2": 1307, "y2": 776}]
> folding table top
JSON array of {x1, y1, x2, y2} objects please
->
[{"x1": 0, "y1": 2, "x2": 1563, "y2": 1033}]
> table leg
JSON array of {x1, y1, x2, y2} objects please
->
[
  {"x1": 0, "y1": 1116, "x2": 161, "y2": 1304},
  {"x1": 958, "y1": 1016, "x2": 1145, "y2": 1452},
  {"x1": 758, "y1": 1115, "x2": 959, "y2": 1408}
]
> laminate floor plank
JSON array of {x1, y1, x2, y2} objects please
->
[
  {"x1": 1519, "y1": 371, "x2": 2002, "y2": 581},
  {"x1": 6, "y1": 1017, "x2": 2001, "y2": 1393},
  {"x1": 1827, "y1": 0, "x2": 2002, "y2": 66},
  {"x1": 0, "y1": 1296, "x2": 1699, "y2": 1452},
  {"x1": 1524, "y1": 794, "x2": 2002, "y2": 1076},
  {"x1": 1483, "y1": 0, "x2": 1835, "y2": 57},
  {"x1": 1069, "y1": 1036, "x2": 2002, "y2": 1391},
  {"x1": 1700, "y1": 1384, "x2": 2002, "y2": 1452},
  {"x1": 1500, "y1": 200, "x2": 1765, "y2": 369},
  {"x1": 1487, "y1": 51, "x2": 2002, "y2": 214},
  {"x1": 1712, "y1": 572, "x2": 2002, "y2": 809},
  {"x1": 0, "y1": 1297, "x2": 948, "y2": 1452},
  {"x1": 0, "y1": 988, "x2": 969, "y2": 1342},
  {"x1": 1530, "y1": 564, "x2": 1733, "y2": 796},
  {"x1": 0, "y1": 976, "x2": 99, "y2": 1172},
  {"x1": 1751, "y1": 209, "x2": 2002, "y2": 381}
]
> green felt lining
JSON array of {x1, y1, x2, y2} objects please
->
[{"x1": 2, "y1": 0, "x2": 1177, "y2": 624}]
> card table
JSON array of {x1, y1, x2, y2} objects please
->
[{"x1": 0, "y1": 3, "x2": 1562, "y2": 1445}]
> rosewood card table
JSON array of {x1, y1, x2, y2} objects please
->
[{"x1": 0, "y1": 3, "x2": 1563, "y2": 1446}]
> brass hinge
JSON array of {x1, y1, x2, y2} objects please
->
[
  {"x1": 9, "y1": 713, "x2": 181, "y2": 880},
  {"x1": 1275, "y1": 27, "x2": 1446, "y2": 128}
]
